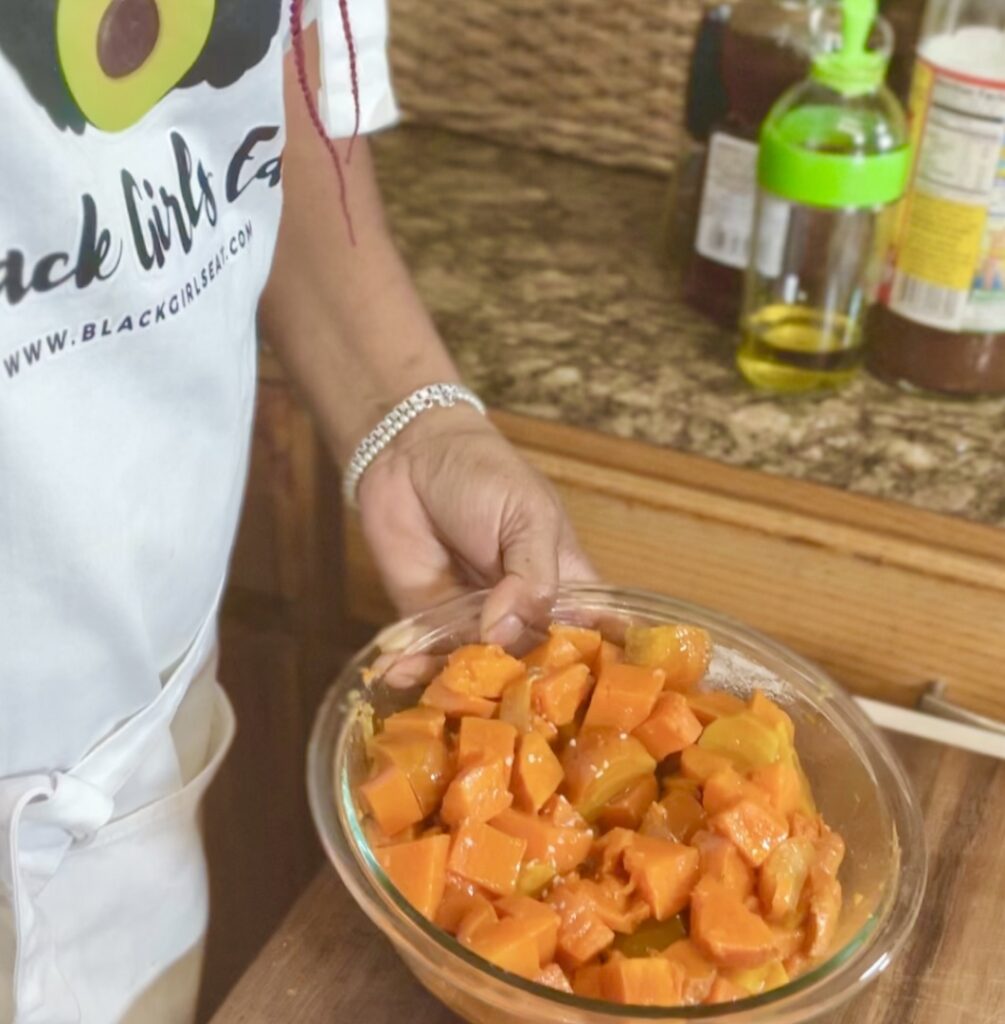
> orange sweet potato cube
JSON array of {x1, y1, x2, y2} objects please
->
[
  {"x1": 592, "y1": 639, "x2": 624, "y2": 676},
  {"x1": 572, "y1": 964, "x2": 605, "y2": 998},
  {"x1": 624, "y1": 624, "x2": 711, "y2": 692},
  {"x1": 495, "y1": 894, "x2": 561, "y2": 963},
  {"x1": 535, "y1": 963, "x2": 573, "y2": 993},
  {"x1": 705, "y1": 976, "x2": 748, "y2": 1004},
  {"x1": 490, "y1": 807, "x2": 592, "y2": 874},
  {"x1": 687, "y1": 690, "x2": 746, "y2": 725},
  {"x1": 759, "y1": 837, "x2": 815, "y2": 922},
  {"x1": 547, "y1": 882, "x2": 616, "y2": 968},
  {"x1": 467, "y1": 917, "x2": 542, "y2": 979},
  {"x1": 750, "y1": 756, "x2": 814, "y2": 819},
  {"x1": 598, "y1": 774, "x2": 658, "y2": 831},
  {"x1": 710, "y1": 798, "x2": 789, "y2": 867},
  {"x1": 633, "y1": 691, "x2": 703, "y2": 760},
  {"x1": 623, "y1": 835, "x2": 700, "y2": 920},
  {"x1": 367, "y1": 732, "x2": 452, "y2": 817},
  {"x1": 523, "y1": 635, "x2": 582, "y2": 672},
  {"x1": 381, "y1": 706, "x2": 446, "y2": 740},
  {"x1": 440, "y1": 759, "x2": 513, "y2": 827},
  {"x1": 436, "y1": 874, "x2": 488, "y2": 933},
  {"x1": 690, "y1": 877, "x2": 777, "y2": 969},
  {"x1": 640, "y1": 789, "x2": 706, "y2": 844},
  {"x1": 448, "y1": 822, "x2": 526, "y2": 896},
  {"x1": 561, "y1": 728, "x2": 656, "y2": 822},
  {"x1": 748, "y1": 690, "x2": 796, "y2": 743},
  {"x1": 532, "y1": 663, "x2": 593, "y2": 726},
  {"x1": 583, "y1": 663, "x2": 664, "y2": 732},
  {"x1": 691, "y1": 830, "x2": 755, "y2": 899},
  {"x1": 455, "y1": 893, "x2": 499, "y2": 946},
  {"x1": 680, "y1": 746, "x2": 735, "y2": 783},
  {"x1": 457, "y1": 717, "x2": 518, "y2": 775},
  {"x1": 376, "y1": 834, "x2": 450, "y2": 921},
  {"x1": 662, "y1": 939, "x2": 717, "y2": 1005},
  {"x1": 420, "y1": 679, "x2": 497, "y2": 718},
  {"x1": 358, "y1": 765, "x2": 425, "y2": 837},
  {"x1": 549, "y1": 624, "x2": 603, "y2": 661},
  {"x1": 437, "y1": 644, "x2": 526, "y2": 699},
  {"x1": 805, "y1": 866, "x2": 842, "y2": 959},
  {"x1": 601, "y1": 956, "x2": 684, "y2": 1006},
  {"x1": 702, "y1": 768, "x2": 773, "y2": 816},
  {"x1": 513, "y1": 731, "x2": 564, "y2": 812}
]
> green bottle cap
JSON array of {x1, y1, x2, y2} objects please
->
[
  {"x1": 812, "y1": 0, "x2": 887, "y2": 96},
  {"x1": 756, "y1": 0, "x2": 911, "y2": 209}
]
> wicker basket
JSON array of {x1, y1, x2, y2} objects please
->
[{"x1": 387, "y1": 0, "x2": 706, "y2": 174}]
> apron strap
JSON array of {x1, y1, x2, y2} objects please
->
[{"x1": 0, "y1": 581, "x2": 224, "y2": 1023}]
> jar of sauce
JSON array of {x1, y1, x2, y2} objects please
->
[{"x1": 866, "y1": 0, "x2": 1005, "y2": 395}]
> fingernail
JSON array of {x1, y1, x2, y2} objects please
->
[{"x1": 484, "y1": 613, "x2": 524, "y2": 647}]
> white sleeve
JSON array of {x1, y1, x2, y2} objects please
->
[{"x1": 317, "y1": 0, "x2": 399, "y2": 138}]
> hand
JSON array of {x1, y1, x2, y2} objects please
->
[{"x1": 357, "y1": 405, "x2": 597, "y2": 644}]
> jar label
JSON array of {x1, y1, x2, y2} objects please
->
[
  {"x1": 694, "y1": 132, "x2": 759, "y2": 270},
  {"x1": 881, "y1": 53, "x2": 1005, "y2": 333}
]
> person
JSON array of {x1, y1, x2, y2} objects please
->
[{"x1": 0, "y1": 3, "x2": 593, "y2": 1021}]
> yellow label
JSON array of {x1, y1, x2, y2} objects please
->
[{"x1": 896, "y1": 192, "x2": 989, "y2": 290}]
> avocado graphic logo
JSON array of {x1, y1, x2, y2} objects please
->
[
  {"x1": 0, "y1": 0, "x2": 282, "y2": 133},
  {"x1": 56, "y1": 0, "x2": 215, "y2": 132}
]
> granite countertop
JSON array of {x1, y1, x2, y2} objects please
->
[{"x1": 372, "y1": 126, "x2": 1005, "y2": 528}]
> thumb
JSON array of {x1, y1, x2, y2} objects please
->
[{"x1": 480, "y1": 510, "x2": 560, "y2": 646}]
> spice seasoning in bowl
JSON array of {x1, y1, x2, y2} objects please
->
[{"x1": 308, "y1": 585, "x2": 926, "y2": 1023}]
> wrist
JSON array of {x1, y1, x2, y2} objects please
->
[{"x1": 341, "y1": 383, "x2": 488, "y2": 506}]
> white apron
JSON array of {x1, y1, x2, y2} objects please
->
[{"x1": 0, "y1": 1, "x2": 395, "y2": 1021}]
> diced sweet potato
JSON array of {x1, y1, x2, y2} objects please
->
[
  {"x1": 490, "y1": 808, "x2": 592, "y2": 874},
  {"x1": 680, "y1": 745, "x2": 735, "y2": 783},
  {"x1": 547, "y1": 882, "x2": 616, "y2": 968},
  {"x1": 640, "y1": 790, "x2": 706, "y2": 843},
  {"x1": 815, "y1": 824, "x2": 846, "y2": 879},
  {"x1": 535, "y1": 963, "x2": 574, "y2": 993},
  {"x1": 598, "y1": 774, "x2": 659, "y2": 831},
  {"x1": 498, "y1": 675, "x2": 533, "y2": 733},
  {"x1": 440, "y1": 759, "x2": 513, "y2": 827},
  {"x1": 690, "y1": 877, "x2": 777, "y2": 969},
  {"x1": 359, "y1": 765, "x2": 425, "y2": 837},
  {"x1": 457, "y1": 717, "x2": 518, "y2": 775},
  {"x1": 381, "y1": 706, "x2": 446, "y2": 740},
  {"x1": 759, "y1": 837, "x2": 815, "y2": 922},
  {"x1": 698, "y1": 711, "x2": 783, "y2": 770},
  {"x1": 748, "y1": 690, "x2": 796, "y2": 743},
  {"x1": 662, "y1": 939, "x2": 717, "y2": 1005},
  {"x1": 542, "y1": 793, "x2": 588, "y2": 830},
  {"x1": 532, "y1": 714, "x2": 560, "y2": 743},
  {"x1": 583, "y1": 663, "x2": 664, "y2": 732},
  {"x1": 420, "y1": 679, "x2": 497, "y2": 719},
  {"x1": 568, "y1": 876, "x2": 651, "y2": 934},
  {"x1": 495, "y1": 894, "x2": 561, "y2": 963},
  {"x1": 601, "y1": 956, "x2": 684, "y2": 1006},
  {"x1": 593, "y1": 826, "x2": 637, "y2": 876},
  {"x1": 513, "y1": 731, "x2": 565, "y2": 812},
  {"x1": 549, "y1": 624, "x2": 603, "y2": 661},
  {"x1": 467, "y1": 916, "x2": 541, "y2": 978},
  {"x1": 705, "y1": 976, "x2": 747, "y2": 1004},
  {"x1": 687, "y1": 690, "x2": 747, "y2": 725},
  {"x1": 710, "y1": 798, "x2": 789, "y2": 867},
  {"x1": 376, "y1": 834, "x2": 450, "y2": 921},
  {"x1": 624, "y1": 835, "x2": 700, "y2": 920},
  {"x1": 532, "y1": 663, "x2": 593, "y2": 727},
  {"x1": 750, "y1": 754, "x2": 814, "y2": 819},
  {"x1": 437, "y1": 644, "x2": 526, "y2": 699},
  {"x1": 702, "y1": 768, "x2": 773, "y2": 816},
  {"x1": 367, "y1": 732, "x2": 452, "y2": 817},
  {"x1": 592, "y1": 639, "x2": 624, "y2": 676},
  {"x1": 633, "y1": 691, "x2": 703, "y2": 760},
  {"x1": 456, "y1": 893, "x2": 499, "y2": 946},
  {"x1": 435, "y1": 874, "x2": 488, "y2": 933},
  {"x1": 805, "y1": 866, "x2": 842, "y2": 959},
  {"x1": 723, "y1": 959, "x2": 790, "y2": 996},
  {"x1": 572, "y1": 964, "x2": 604, "y2": 998},
  {"x1": 624, "y1": 624, "x2": 711, "y2": 692},
  {"x1": 769, "y1": 922, "x2": 806, "y2": 960},
  {"x1": 448, "y1": 822, "x2": 526, "y2": 896},
  {"x1": 692, "y1": 830, "x2": 755, "y2": 899},
  {"x1": 523, "y1": 635, "x2": 582, "y2": 672},
  {"x1": 561, "y1": 729, "x2": 656, "y2": 822}
]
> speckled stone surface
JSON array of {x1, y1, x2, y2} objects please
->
[{"x1": 373, "y1": 126, "x2": 1005, "y2": 528}]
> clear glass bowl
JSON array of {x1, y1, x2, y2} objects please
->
[{"x1": 307, "y1": 585, "x2": 926, "y2": 1023}]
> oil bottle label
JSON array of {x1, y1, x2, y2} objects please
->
[
  {"x1": 694, "y1": 132, "x2": 759, "y2": 269},
  {"x1": 882, "y1": 57, "x2": 1005, "y2": 333}
]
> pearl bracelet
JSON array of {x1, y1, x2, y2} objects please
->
[{"x1": 341, "y1": 383, "x2": 487, "y2": 507}]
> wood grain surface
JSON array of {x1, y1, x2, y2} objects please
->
[{"x1": 210, "y1": 733, "x2": 1004, "y2": 1024}]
